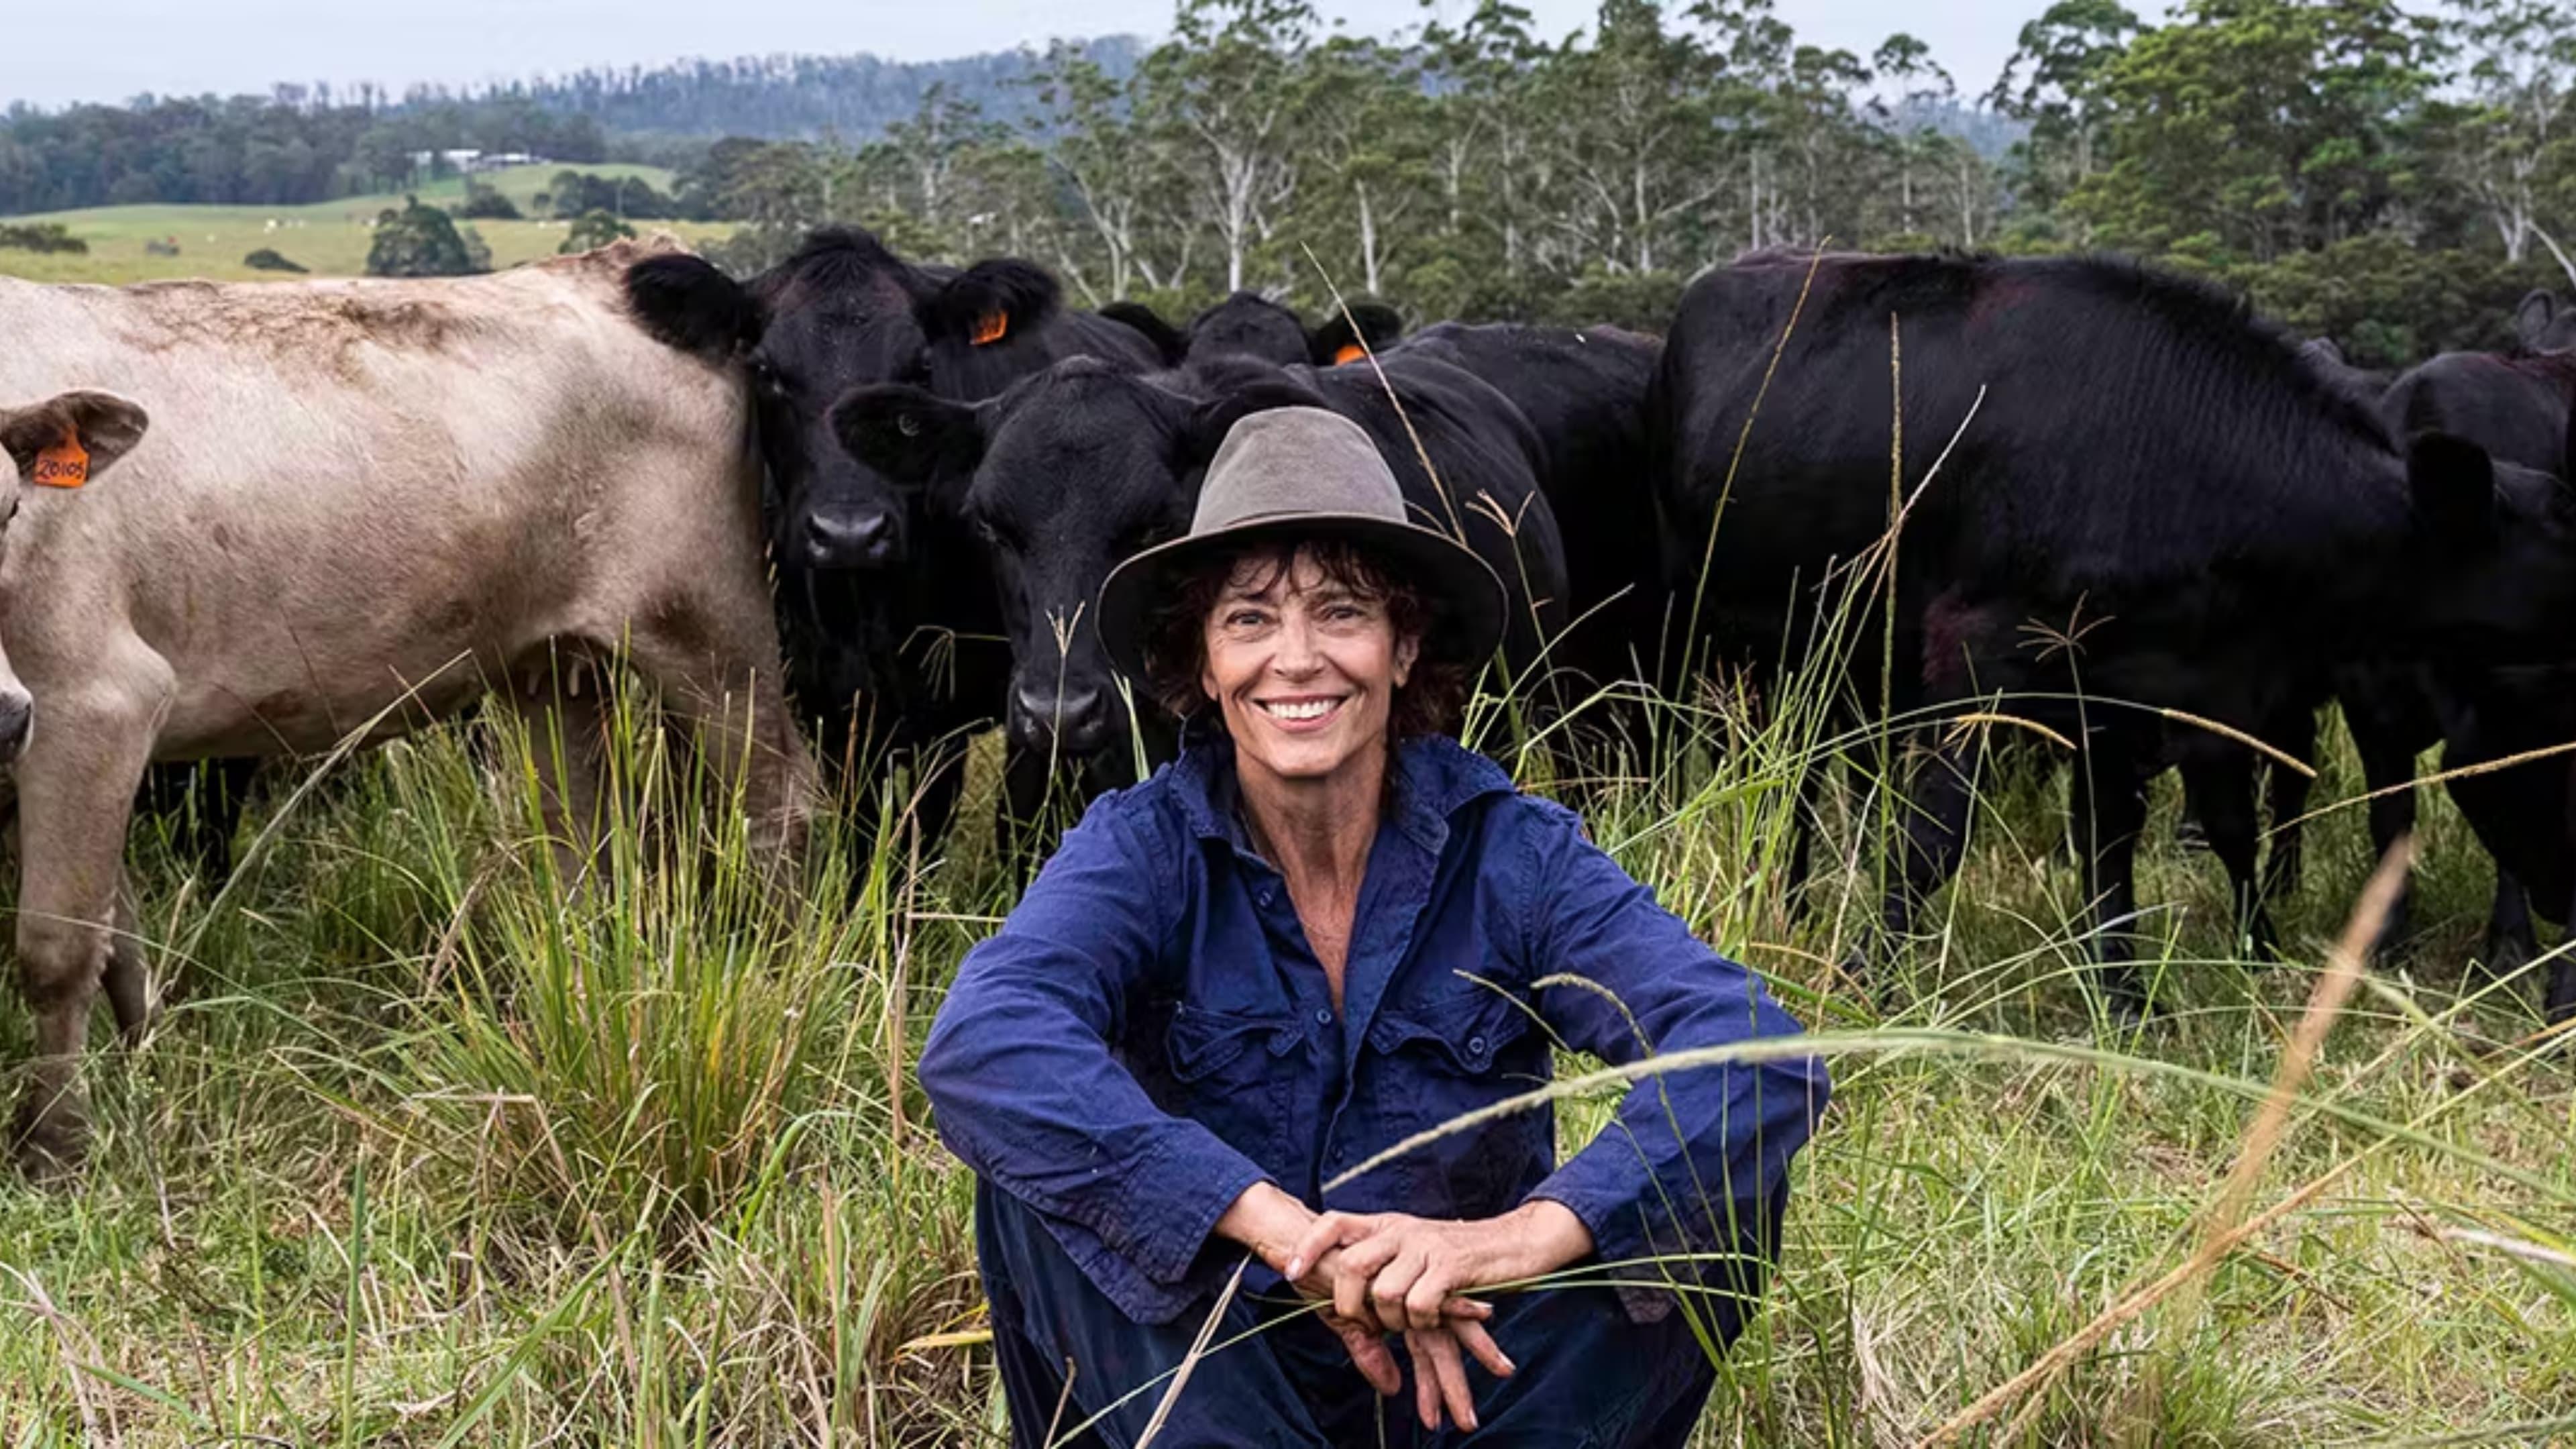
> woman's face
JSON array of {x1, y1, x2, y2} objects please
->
[{"x1": 1201, "y1": 547, "x2": 1419, "y2": 788}]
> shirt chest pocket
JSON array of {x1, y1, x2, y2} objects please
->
[
  {"x1": 1364, "y1": 990, "x2": 1541, "y2": 1099},
  {"x1": 1356, "y1": 991, "x2": 1550, "y2": 1206},
  {"x1": 1161, "y1": 1006, "x2": 1302, "y2": 1169}
]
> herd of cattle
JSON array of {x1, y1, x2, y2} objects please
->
[{"x1": 3, "y1": 229, "x2": 2573, "y2": 1172}]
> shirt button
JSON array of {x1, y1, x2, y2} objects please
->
[
  {"x1": 1315, "y1": 1008, "x2": 1334, "y2": 1025},
  {"x1": 1468, "y1": 1035, "x2": 1489, "y2": 1057}
]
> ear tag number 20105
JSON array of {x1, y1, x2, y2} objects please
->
[{"x1": 32, "y1": 427, "x2": 89, "y2": 488}]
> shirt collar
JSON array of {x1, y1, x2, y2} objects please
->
[{"x1": 1168, "y1": 725, "x2": 1515, "y2": 856}]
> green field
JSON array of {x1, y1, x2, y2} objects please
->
[
  {"x1": 0, "y1": 657, "x2": 2567, "y2": 1444},
  {"x1": 0, "y1": 166, "x2": 734, "y2": 284}
]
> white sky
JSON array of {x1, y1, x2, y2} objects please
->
[{"x1": 1, "y1": 0, "x2": 2031, "y2": 112}]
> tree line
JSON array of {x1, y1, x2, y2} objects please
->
[
  {"x1": 0, "y1": 91, "x2": 614, "y2": 213},
  {"x1": 3, "y1": 0, "x2": 2569, "y2": 368},
  {"x1": 680, "y1": 0, "x2": 2574, "y2": 368}
]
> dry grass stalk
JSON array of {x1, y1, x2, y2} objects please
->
[
  {"x1": 1922, "y1": 841, "x2": 2410, "y2": 1447},
  {"x1": 1127, "y1": 1254, "x2": 1250, "y2": 1449}
]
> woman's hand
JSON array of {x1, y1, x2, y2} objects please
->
[
  {"x1": 1284, "y1": 1200, "x2": 1594, "y2": 1335},
  {"x1": 1277, "y1": 1202, "x2": 1591, "y2": 1432},
  {"x1": 1214, "y1": 1183, "x2": 1500, "y2": 1407}
]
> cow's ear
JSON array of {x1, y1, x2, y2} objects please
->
[
  {"x1": 2514, "y1": 290, "x2": 2560, "y2": 352},
  {"x1": 830, "y1": 384, "x2": 986, "y2": 486},
  {"x1": 1310, "y1": 302, "x2": 1405, "y2": 366},
  {"x1": 1099, "y1": 301, "x2": 1189, "y2": 366},
  {"x1": 0, "y1": 390, "x2": 149, "y2": 489},
  {"x1": 923, "y1": 259, "x2": 1061, "y2": 350},
  {"x1": 625, "y1": 254, "x2": 763, "y2": 360},
  {"x1": 2409, "y1": 431, "x2": 2499, "y2": 537}
]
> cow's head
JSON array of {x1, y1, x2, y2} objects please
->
[
  {"x1": 625, "y1": 230, "x2": 1073, "y2": 572},
  {"x1": 833, "y1": 360, "x2": 1306, "y2": 765},
  {"x1": 2402, "y1": 412, "x2": 2576, "y2": 657},
  {"x1": 0, "y1": 390, "x2": 149, "y2": 762},
  {"x1": 1183, "y1": 292, "x2": 1405, "y2": 367},
  {"x1": 2514, "y1": 290, "x2": 2576, "y2": 357}
]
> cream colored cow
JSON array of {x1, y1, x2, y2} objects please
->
[{"x1": 0, "y1": 240, "x2": 818, "y2": 1175}]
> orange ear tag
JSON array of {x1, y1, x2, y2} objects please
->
[
  {"x1": 31, "y1": 426, "x2": 89, "y2": 489},
  {"x1": 970, "y1": 309, "x2": 1009, "y2": 346},
  {"x1": 1332, "y1": 343, "x2": 1367, "y2": 366}
]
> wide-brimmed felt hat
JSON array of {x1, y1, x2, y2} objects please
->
[{"x1": 1097, "y1": 406, "x2": 1507, "y2": 684}]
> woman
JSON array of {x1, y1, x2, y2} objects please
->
[{"x1": 919, "y1": 407, "x2": 1827, "y2": 1446}]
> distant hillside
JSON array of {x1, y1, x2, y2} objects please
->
[
  {"x1": 496, "y1": 39, "x2": 1148, "y2": 143},
  {"x1": 0, "y1": 40, "x2": 1144, "y2": 215}
]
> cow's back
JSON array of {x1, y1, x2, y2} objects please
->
[
  {"x1": 1656, "y1": 254, "x2": 2411, "y2": 661},
  {"x1": 0, "y1": 244, "x2": 758, "y2": 758}
]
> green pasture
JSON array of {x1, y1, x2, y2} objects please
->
[
  {"x1": 0, "y1": 166, "x2": 731, "y2": 284},
  {"x1": 0, "y1": 653, "x2": 2567, "y2": 1444}
]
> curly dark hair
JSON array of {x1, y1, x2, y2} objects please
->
[{"x1": 1139, "y1": 536, "x2": 1469, "y2": 739}]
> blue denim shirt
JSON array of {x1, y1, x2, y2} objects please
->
[{"x1": 918, "y1": 734, "x2": 1829, "y2": 1326}]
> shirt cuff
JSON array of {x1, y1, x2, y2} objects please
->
[{"x1": 1109, "y1": 1136, "x2": 1273, "y2": 1288}]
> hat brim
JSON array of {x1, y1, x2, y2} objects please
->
[{"x1": 1097, "y1": 513, "x2": 1509, "y2": 686}]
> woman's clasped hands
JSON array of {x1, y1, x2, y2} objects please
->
[{"x1": 1224, "y1": 1185, "x2": 1593, "y2": 1433}]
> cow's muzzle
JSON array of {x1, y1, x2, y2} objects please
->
[
  {"x1": 1009, "y1": 681, "x2": 1119, "y2": 759},
  {"x1": 803, "y1": 504, "x2": 900, "y2": 571}
]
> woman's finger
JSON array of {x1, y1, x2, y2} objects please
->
[
  {"x1": 1452, "y1": 1315, "x2": 1516, "y2": 1379},
  {"x1": 1424, "y1": 1328, "x2": 1480, "y2": 1433},
  {"x1": 1403, "y1": 1260, "x2": 1458, "y2": 1332},
  {"x1": 1332, "y1": 1244, "x2": 1388, "y2": 1326},
  {"x1": 1407, "y1": 1332, "x2": 1442, "y2": 1430},
  {"x1": 1332, "y1": 1317, "x2": 1402, "y2": 1397},
  {"x1": 1371, "y1": 1248, "x2": 1429, "y2": 1334},
  {"x1": 1282, "y1": 1212, "x2": 1363, "y2": 1281}
]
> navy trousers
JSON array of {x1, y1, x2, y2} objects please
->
[{"x1": 977, "y1": 1183, "x2": 1772, "y2": 1448}]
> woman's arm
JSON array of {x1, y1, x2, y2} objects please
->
[
  {"x1": 1513, "y1": 798, "x2": 1829, "y2": 1302},
  {"x1": 918, "y1": 796, "x2": 1273, "y2": 1309}
]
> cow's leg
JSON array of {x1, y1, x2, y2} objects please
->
[
  {"x1": 103, "y1": 881, "x2": 152, "y2": 1041},
  {"x1": 502, "y1": 655, "x2": 615, "y2": 892},
  {"x1": 619, "y1": 608, "x2": 820, "y2": 881},
  {"x1": 2346, "y1": 702, "x2": 2424, "y2": 957},
  {"x1": 11, "y1": 691, "x2": 156, "y2": 1179},
  {"x1": 2069, "y1": 725, "x2": 2155, "y2": 1016},
  {"x1": 2186, "y1": 747, "x2": 2275, "y2": 959},
  {"x1": 1874, "y1": 731, "x2": 1977, "y2": 960},
  {"x1": 2477, "y1": 869, "x2": 2538, "y2": 981},
  {"x1": 2550, "y1": 877, "x2": 2576, "y2": 1027},
  {"x1": 2261, "y1": 710, "x2": 2320, "y2": 904}
]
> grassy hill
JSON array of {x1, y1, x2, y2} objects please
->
[{"x1": 0, "y1": 165, "x2": 731, "y2": 284}]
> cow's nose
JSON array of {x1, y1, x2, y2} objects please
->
[
  {"x1": 1011, "y1": 683, "x2": 1116, "y2": 756},
  {"x1": 803, "y1": 507, "x2": 898, "y2": 570},
  {"x1": 0, "y1": 692, "x2": 32, "y2": 764}
]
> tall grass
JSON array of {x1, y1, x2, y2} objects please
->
[{"x1": 0, "y1": 626, "x2": 2569, "y2": 1444}]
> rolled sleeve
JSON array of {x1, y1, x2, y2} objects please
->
[
  {"x1": 1513, "y1": 801, "x2": 1829, "y2": 1314},
  {"x1": 919, "y1": 794, "x2": 1273, "y2": 1321}
]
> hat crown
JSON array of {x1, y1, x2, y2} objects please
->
[{"x1": 1192, "y1": 407, "x2": 1407, "y2": 535}]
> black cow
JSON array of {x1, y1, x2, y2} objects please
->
[
  {"x1": 1652, "y1": 252, "x2": 2576, "y2": 1010},
  {"x1": 2394, "y1": 358, "x2": 2576, "y2": 1016},
  {"x1": 1108, "y1": 292, "x2": 1406, "y2": 368},
  {"x1": 623, "y1": 230, "x2": 1166, "y2": 840},
  {"x1": 2317, "y1": 345, "x2": 2576, "y2": 970},
  {"x1": 828, "y1": 345, "x2": 1574, "y2": 793},
  {"x1": 1388, "y1": 323, "x2": 1672, "y2": 763}
]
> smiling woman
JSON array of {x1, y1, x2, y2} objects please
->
[{"x1": 914, "y1": 406, "x2": 1829, "y2": 1446}]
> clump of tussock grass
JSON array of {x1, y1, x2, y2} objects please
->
[{"x1": 1, "y1": 568, "x2": 2573, "y2": 1444}]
